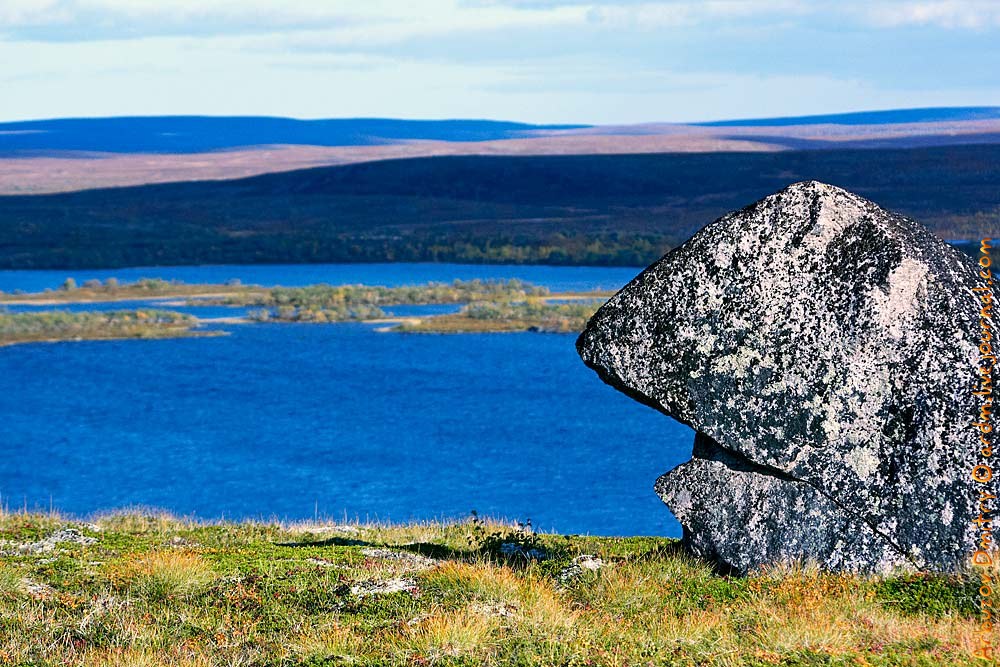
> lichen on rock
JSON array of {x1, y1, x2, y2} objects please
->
[{"x1": 577, "y1": 180, "x2": 995, "y2": 574}]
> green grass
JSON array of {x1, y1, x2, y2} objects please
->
[{"x1": 0, "y1": 511, "x2": 989, "y2": 666}]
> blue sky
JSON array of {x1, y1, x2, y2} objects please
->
[{"x1": 2, "y1": 1, "x2": 999, "y2": 124}]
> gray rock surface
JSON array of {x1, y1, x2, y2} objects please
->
[
  {"x1": 577, "y1": 181, "x2": 994, "y2": 574},
  {"x1": 1, "y1": 527, "x2": 98, "y2": 555}
]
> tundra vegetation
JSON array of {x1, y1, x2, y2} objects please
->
[
  {"x1": 0, "y1": 279, "x2": 611, "y2": 337},
  {"x1": 0, "y1": 278, "x2": 248, "y2": 301},
  {"x1": 0, "y1": 511, "x2": 989, "y2": 667},
  {"x1": 0, "y1": 146, "x2": 994, "y2": 269},
  {"x1": 0, "y1": 310, "x2": 205, "y2": 346},
  {"x1": 221, "y1": 279, "x2": 555, "y2": 324},
  {"x1": 396, "y1": 300, "x2": 605, "y2": 333},
  {"x1": 0, "y1": 278, "x2": 553, "y2": 309}
]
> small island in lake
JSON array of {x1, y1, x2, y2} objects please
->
[
  {"x1": 0, "y1": 310, "x2": 212, "y2": 347},
  {"x1": 0, "y1": 278, "x2": 611, "y2": 346}
]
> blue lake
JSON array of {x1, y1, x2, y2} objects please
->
[{"x1": 0, "y1": 263, "x2": 694, "y2": 536}]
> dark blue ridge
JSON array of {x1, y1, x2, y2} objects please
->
[
  {"x1": 695, "y1": 106, "x2": 1000, "y2": 127},
  {"x1": 0, "y1": 116, "x2": 590, "y2": 154}
]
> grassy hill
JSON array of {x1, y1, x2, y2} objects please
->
[
  {"x1": 0, "y1": 144, "x2": 996, "y2": 268},
  {"x1": 0, "y1": 511, "x2": 985, "y2": 666}
]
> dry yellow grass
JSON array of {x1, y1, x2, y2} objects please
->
[{"x1": 0, "y1": 511, "x2": 993, "y2": 666}]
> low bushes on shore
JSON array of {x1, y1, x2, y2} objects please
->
[{"x1": 0, "y1": 310, "x2": 205, "y2": 346}]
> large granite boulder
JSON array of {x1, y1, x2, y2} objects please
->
[{"x1": 577, "y1": 181, "x2": 993, "y2": 574}]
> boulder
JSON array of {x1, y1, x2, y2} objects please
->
[{"x1": 577, "y1": 181, "x2": 993, "y2": 574}]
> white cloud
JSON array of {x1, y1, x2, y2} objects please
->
[
  {"x1": 585, "y1": 1, "x2": 808, "y2": 29},
  {"x1": 863, "y1": 1, "x2": 1000, "y2": 29},
  {"x1": 283, "y1": 4, "x2": 586, "y2": 49},
  {"x1": 0, "y1": 0, "x2": 997, "y2": 123},
  {"x1": 2, "y1": 29, "x2": 995, "y2": 125},
  {"x1": 472, "y1": 1, "x2": 1000, "y2": 31},
  {"x1": 2, "y1": 1, "x2": 999, "y2": 44},
  {"x1": 0, "y1": 0, "x2": 587, "y2": 42}
]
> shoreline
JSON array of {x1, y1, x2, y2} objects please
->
[
  {"x1": 0, "y1": 329, "x2": 225, "y2": 348},
  {"x1": 0, "y1": 291, "x2": 254, "y2": 306},
  {"x1": 0, "y1": 290, "x2": 611, "y2": 307}
]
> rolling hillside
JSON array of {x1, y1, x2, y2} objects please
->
[
  {"x1": 0, "y1": 144, "x2": 995, "y2": 269},
  {"x1": 0, "y1": 117, "x2": 587, "y2": 155},
  {"x1": 696, "y1": 106, "x2": 1000, "y2": 126},
  {"x1": 5, "y1": 109, "x2": 1000, "y2": 196}
]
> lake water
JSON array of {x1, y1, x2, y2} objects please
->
[{"x1": 0, "y1": 263, "x2": 693, "y2": 537}]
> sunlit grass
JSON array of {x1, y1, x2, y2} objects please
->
[
  {"x1": 0, "y1": 510, "x2": 990, "y2": 666},
  {"x1": 111, "y1": 550, "x2": 217, "y2": 601}
]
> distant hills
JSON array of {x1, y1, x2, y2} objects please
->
[
  {"x1": 696, "y1": 106, "x2": 1000, "y2": 127},
  {"x1": 5, "y1": 107, "x2": 1000, "y2": 196},
  {"x1": 0, "y1": 144, "x2": 995, "y2": 270},
  {"x1": 0, "y1": 108, "x2": 996, "y2": 269},
  {"x1": 3, "y1": 108, "x2": 1000, "y2": 156},
  {"x1": 0, "y1": 117, "x2": 587, "y2": 155}
]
